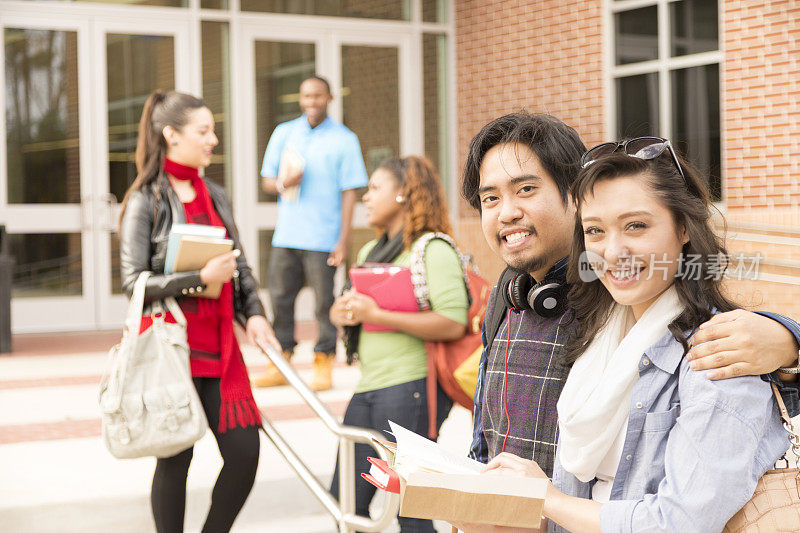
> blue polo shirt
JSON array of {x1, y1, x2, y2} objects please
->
[{"x1": 261, "y1": 115, "x2": 368, "y2": 253}]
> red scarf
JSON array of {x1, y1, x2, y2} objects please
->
[{"x1": 164, "y1": 158, "x2": 260, "y2": 433}]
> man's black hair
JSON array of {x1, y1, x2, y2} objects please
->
[
  {"x1": 461, "y1": 111, "x2": 586, "y2": 210},
  {"x1": 302, "y1": 75, "x2": 332, "y2": 94}
]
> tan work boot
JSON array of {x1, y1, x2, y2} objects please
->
[
  {"x1": 252, "y1": 350, "x2": 293, "y2": 388},
  {"x1": 310, "y1": 352, "x2": 335, "y2": 392}
]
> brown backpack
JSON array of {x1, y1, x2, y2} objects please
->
[{"x1": 410, "y1": 233, "x2": 491, "y2": 439}]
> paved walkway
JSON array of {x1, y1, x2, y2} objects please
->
[{"x1": 0, "y1": 329, "x2": 472, "y2": 532}]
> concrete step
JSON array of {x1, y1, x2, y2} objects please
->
[
  {"x1": 3, "y1": 476, "x2": 335, "y2": 533},
  {"x1": 0, "y1": 340, "x2": 474, "y2": 532}
]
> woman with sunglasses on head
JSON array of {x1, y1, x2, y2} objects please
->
[
  {"x1": 478, "y1": 139, "x2": 787, "y2": 532},
  {"x1": 328, "y1": 155, "x2": 469, "y2": 532},
  {"x1": 119, "y1": 90, "x2": 280, "y2": 533}
]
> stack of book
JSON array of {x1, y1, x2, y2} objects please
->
[{"x1": 164, "y1": 223, "x2": 233, "y2": 299}]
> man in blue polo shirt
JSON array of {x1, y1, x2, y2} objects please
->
[{"x1": 255, "y1": 75, "x2": 368, "y2": 391}]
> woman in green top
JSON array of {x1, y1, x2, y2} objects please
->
[{"x1": 329, "y1": 156, "x2": 469, "y2": 532}]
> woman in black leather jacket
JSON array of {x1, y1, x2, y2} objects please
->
[{"x1": 119, "y1": 89, "x2": 280, "y2": 533}]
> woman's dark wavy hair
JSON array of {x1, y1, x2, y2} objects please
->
[
  {"x1": 564, "y1": 151, "x2": 737, "y2": 366},
  {"x1": 118, "y1": 89, "x2": 207, "y2": 224},
  {"x1": 344, "y1": 155, "x2": 451, "y2": 365},
  {"x1": 378, "y1": 155, "x2": 453, "y2": 249}
]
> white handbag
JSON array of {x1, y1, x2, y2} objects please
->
[{"x1": 99, "y1": 271, "x2": 208, "y2": 459}]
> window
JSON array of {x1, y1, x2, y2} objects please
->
[
  {"x1": 106, "y1": 33, "x2": 175, "y2": 202},
  {"x1": 240, "y1": 0, "x2": 411, "y2": 20},
  {"x1": 423, "y1": 33, "x2": 450, "y2": 186},
  {"x1": 201, "y1": 21, "x2": 231, "y2": 192},
  {"x1": 611, "y1": 0, "x2": 721, "y2": 200},
  {"x1": 48, "y1": 0, "x2": 186, "y2": 5},
  {"x1": 253, "y1": 40, "x2": 316, "y2": 204},
  {"x1": 5, "y1": 28, "x2": 80, "y2": 205}
]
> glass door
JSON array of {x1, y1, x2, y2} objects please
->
[
  {"x1": 238, "y1": 28, "x2": 322, "y2": 292},
  {"x1": 0, "y1": 7, "x2": 192, "y2": 332},
  {"x1": 235, "y1": 21, "x2": 416, "y2": 295},
  {"x1": 92, "y1": 17, "x2": 192, "y2": 329},
  {"x1": 1, "y1": 15, "x2": 95, "y2": 332}
]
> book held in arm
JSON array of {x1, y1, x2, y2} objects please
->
[
  {"x1": 363, "y1": 421, "x2": 547, "y2": 530},
  {"x1": 277, "y1": 146, "x2": 305, "y2": 202},
  {"x1": 348, "y1": 265, "x2": 418, "y2": 332},
  {"x1": 165, "y1": 223, "x2": 232, "y2": 299}
]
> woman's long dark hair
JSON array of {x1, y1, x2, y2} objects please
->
[
  {"x1": 118, "y1": 89, "x2": 207, "y2": 223},
  {"x1": 564, "y1": 151, "x2": 737, "y2": 366}
]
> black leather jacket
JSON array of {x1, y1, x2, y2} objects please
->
[{"x1": 120, "y1": 174, "x2": 265, "y2": 326}]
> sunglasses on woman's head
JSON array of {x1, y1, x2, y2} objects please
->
[{"x1": 580, "y1": 136, "x2": 687, "y2": 183}]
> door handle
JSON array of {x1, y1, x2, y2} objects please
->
[
  {"x1": 81, "y1": 194, "x2": 94, "y2": 231},
  {"x1": 99, "y1": 193, "x2": 120, "y2": 232}
]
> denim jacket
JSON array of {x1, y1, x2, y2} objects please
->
[
  {"x1": 471, "y1": 305, "x2": 800, "y2": 468},
  {"x1": 550, "y1": 330, "x2": 788, "y2": 533}
]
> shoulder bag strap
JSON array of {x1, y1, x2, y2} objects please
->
[
  {"x1": 771, "y1": 383, "x2": 800, "y2": 468},
  {"x1": 162, "y1": 297, "x2": 187, "y2": 326},
  {"x1": 100, "y1": 271, "x2": 151, "y2": 408},
  {"x1": 122, "y1": 271, "x2": 151, "y2": 358},
  {"x1": 772, "y1": 382, "x2": 793, "y2": 427}
]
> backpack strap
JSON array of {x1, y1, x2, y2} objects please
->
[
  {"x1": 409, "y1": 232, "x2": 473, "y2": 311},
  {"x1": 410, "y1": 232, "x2": 476, "y2": 439}
]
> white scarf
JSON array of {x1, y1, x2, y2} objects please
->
[{"x1": 557, "y1": 286, "x2": 684, "y2": 482}]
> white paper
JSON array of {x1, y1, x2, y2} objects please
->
[
  {"x1": 388, "y1": 420, "x2": 484, "y2": 477},
  {"x1": 406, "y1": 470, "x2": 548, "y2": 499}
]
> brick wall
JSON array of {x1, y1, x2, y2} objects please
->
[
  {"x1": 453, "y1": 0, "x2": 605, "y2": 282},
  {"x1": 454, "y1": 0, "x2": 800, "y2": 321},
  {"x1": 721, "y1": 0, "x2": 800, "y2": 320},
  {"x1": 342, "y1": 44, "x2": 401, "y2": 174},
  {"x1": 722, "y1": 0, "x2": 800, "y2": 210}
]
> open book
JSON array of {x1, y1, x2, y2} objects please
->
[
  {"x1": 388, "y1": 420, "x2": 484, "y2": 477},
  {"x1": 364, "y1": 421, "x2": 547, "y2": 529}
]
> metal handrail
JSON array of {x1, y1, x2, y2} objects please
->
[{"x1": 255, "y1": 340, "x2": 400, "y2": 533}]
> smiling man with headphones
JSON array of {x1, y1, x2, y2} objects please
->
[{"x1": 461, "y1": 112, "x2": 800, "y2": 476}]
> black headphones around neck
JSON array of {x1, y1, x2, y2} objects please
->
[{"x1": 499, "y1": 259, "x2": 568, "y2": 318}]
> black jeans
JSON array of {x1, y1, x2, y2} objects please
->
[
  {"x1": 330, "y1": 378, "x2": 453, "y2": 533},
  {"x1": 268, "y1": 246, "x2": 337, "y2": 354},
  {"x1": 151, "y1": 377, "x2": 260, "y2": 533}
]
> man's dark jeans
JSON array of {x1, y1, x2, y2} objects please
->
[
  {"x1": 268, "y1": 246, "x2": 337, "y2": 354},
  {"x1": 329, "y1": 378, "x2": 453, "y2": 532}
]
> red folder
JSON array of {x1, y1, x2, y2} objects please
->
[
  {"x1": 361, "y1": 457, "x2": 401, "y2": 494},
  {"x1": 349, "y1": 264, "x2": 419, "y2": 332}
]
